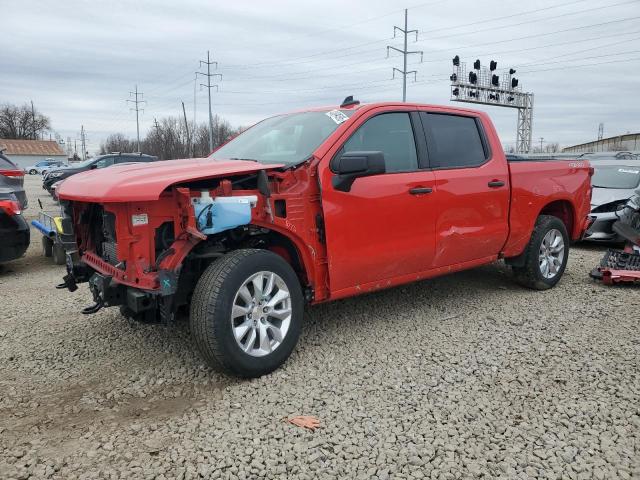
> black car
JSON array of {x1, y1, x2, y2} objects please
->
[
  {"x1": 43, "y1": 152, "x2": 158, "y2": 194},
  {"x1": 0, "y1": 153, "x2": 30, "y2": 262},
  {"x1": 0, "y1": 151, "x2": 27, "y2": 209}
]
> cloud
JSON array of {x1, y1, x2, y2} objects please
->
[{"x1": 1, "y1": 0, "x2": 638, "y2": 153}]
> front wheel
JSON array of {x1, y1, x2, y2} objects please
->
[
  {"x1": 190, "y1": 249, "x2": 303, "y2": 378},
  {"x1": 29, "y1": 169, "x2": 37, "y2": 175},
  {"x1": 512, "y1": 215, "x2": 569, "y2": 290}
]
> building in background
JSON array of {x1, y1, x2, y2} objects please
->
[
  {"x1": 563, "y1": 132, "x2": 640, "y2": 153},
  {"x1": 0, "y1": 139, "x2": 68, "y2": 169}
]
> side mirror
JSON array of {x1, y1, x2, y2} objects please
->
[{"x1": 330, "y1": 151, "x2": 385, "y2": 192}]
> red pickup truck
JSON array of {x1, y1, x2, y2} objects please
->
[{"x1": 58, "y1": 99, "x2": 592, "y2": 377}]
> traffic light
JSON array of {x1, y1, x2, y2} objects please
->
[
  {"x1": 491, "y1": 74, "x2": 499, "y2": 87},
  {"x1": 473, "y1": 59, "x2": 480, "y2": 70},
  {"x1": 450, "y1": 73, "x2": 457, "y2": 82},
  {"x1": 452, "y1": 87, "x2": 459, "y2": 96},
  {"x1": 490, "y1": 60, "x2": 497, "y2": 71},
  {"x1": 468, "y1": 71, "x2": 477, "y2": 84},
  {"x1": 453, "y1": 55, "x2": 460, "y2": 66},
  {"x1": 511, "y1": 77, "x2": 519, "y2": 88}
]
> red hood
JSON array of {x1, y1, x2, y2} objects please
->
[{"x1": 57, "y1": 158, "x2": 283, "y2": 202}]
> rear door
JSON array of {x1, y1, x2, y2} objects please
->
[
  {"x1": 320, "y1": 109, "x2": 437, "y2": 293},
  {"x1": 420, "y1": 112, "x2": 509, "y2": 267}
]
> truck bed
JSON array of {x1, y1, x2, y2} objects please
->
[{"x1": 503, "y1": 158, "x2": 592, "y2": 258}]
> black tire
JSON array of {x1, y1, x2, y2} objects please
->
[
  {"x1": 42, "y1": 237, "x2": 53, "y2": 257},
  {"x1": 29, "y1": 169, "x2": 37, "y2": 175},
  {"x1": 52, "y1": 243, "x2": 66, "y2": 265},
  {"x1": 190, "y1": 249, "x2": 303, "y2": 378},
  {"x1": 512, "y1": 215, "x2": 569, "y2": 290}
]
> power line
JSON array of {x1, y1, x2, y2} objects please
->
[
  {"x1": 419, "y1": 0, "x2": 590, "y2": 35},
  {"x1": 420, "y1": 0, "x2": 636, "y2": 39}
]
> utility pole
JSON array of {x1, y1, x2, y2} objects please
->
[
  {"x1": 31, "y1": 100, "x2": 36, "y2": 139},
  {"x1": 80, "y1": 125, "x2": 86, "y2": 161},
  {"x1": 193, "y1": 73, "x2": 197, "y2": 156},
  {"x1": 181, "y1": 101, "x2": 191, "y2": 157},
  {"x1": 153, "y1": 118, "x2": 161, "y2": 135},
  {"x1": 387, "y1": 9, "x2": 423, "y2": 102},
  {"x1": 197, "y1": 51, "x2": 222, "y2": 152},
  {"x1": 127, "y1": 85, "x2": 145, "y2": 152},
  {"x1": 539, "y1": 137, "x2": 545, "y2": 152}
]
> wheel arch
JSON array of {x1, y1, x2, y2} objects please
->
[{"x1": 539, "y1": 199, "x2": 575, "y2": 238}]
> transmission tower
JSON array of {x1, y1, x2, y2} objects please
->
[
  {"x1": 80, "y1": 125, "x2": 87, "y2": 161},
  {"x1": 450, "y1": 57, "x2": 534, "y2": 153},
  {"x1": 597, "y1": 123, "x2": 604, "y2": 141},
  {"x1": 127, "y1": 85, "x2": 145, "y2": 152},
  {"x1": 387, "y1": 9, "x2": 423, "y2": 102},
  {"x1": 196, "y1": 51, "x2": 222, "y2": 153}
]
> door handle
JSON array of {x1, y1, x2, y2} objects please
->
[
  {"x1": 488, "y1": 180, "x2": 505, "y2": 188},
  {"x1": 409, "y1": 187, "x2": 433, "y2": 195}
]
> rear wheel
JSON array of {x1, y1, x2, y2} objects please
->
[
  {"x1": 29, "y1": 169, "x2": 37, "y2": 175},
  {"x1": 190, "y1": 249, "x2": 303, "y2": 378},
  {"x1": 42, "y1": 237, "x2": 53, "y2": 257},
  {"x1": 512, "y1": 215, "x2": 569, "y2": 290}
]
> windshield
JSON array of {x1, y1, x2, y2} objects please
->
[
  {"x1": 209, "y1": 110, "x2": 353, "y2": 165},
  {"x1": 592, "y1": 165, "x2": 640, "y2": 189},
  {"x1": 71, "y1": 158, "x2": 97, "y2": 168}
]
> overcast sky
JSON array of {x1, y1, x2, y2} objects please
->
[{"x1": 2, "y1": 0, "x2": 639, "y2": 154}]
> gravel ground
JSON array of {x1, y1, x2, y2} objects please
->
[{"x1": 0, "y1": 174, "x2": 639, "y2": 480}]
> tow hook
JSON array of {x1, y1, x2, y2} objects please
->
[
  {"x1": 81, "y1": 299, "x2": 104, "y2": 315},
  {"x1": 82, "y1": 275, "x2": 105, "y2": 314},
  {"x1": 57, "y1": 273, "x2": 78, "y2": 292}
]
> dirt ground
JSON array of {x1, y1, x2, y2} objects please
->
[{"x1": 0, "y1": 174, "x2": 638, "y2": 479}]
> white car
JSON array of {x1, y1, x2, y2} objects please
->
[{"x1": 25, "y1": 159, "x2": 66, "y2": 175}]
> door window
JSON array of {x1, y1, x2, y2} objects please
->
[
  {"x1": 343, "y1": 113, "x2": 418, "y2": 173},
  {"x1": 423, "y1": 113, "x2": 487, "y2": 169}
]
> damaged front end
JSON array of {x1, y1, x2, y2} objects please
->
[
  {"x1": 590, "y1": 192, "x2": 640, "y2": 285},
  {"x1": 61, "y1": 185, "x2": 205, "y2": 321},
  {"x1": 59, "y1": 166, "x2": 322, "y2": 321}
]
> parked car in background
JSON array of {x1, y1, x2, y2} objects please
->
[
  {"x1": 585, "y1": 159, "x2": 640, "y2": 242},
  {"x1": 43, "y1": 153, "x2": 158, "y2": 195},
  {"x1": 57, "y1": 99, "x2": 592, "y2": 378},
  {"x1": 579, "y1": 152, "x2": 639, "y2": 161},
  {"x1": 25, "y1": 159, "x2": 66, "y2": 175},
  {"x1": 0, "y1": 151, "x2": 30, "y2": 262},
  {"x1": 0, "y1": 196, "x2": 29, "y2": 263},
  {"x1": 0, "y1": 150, "x2": 27, "y2": 209}
]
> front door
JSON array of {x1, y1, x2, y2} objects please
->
[
  {"x1": 320, "y1": 110, "x2": 437, "y2": 294},
  {"x1": 420, "y1": 112, "x2": 510, "y2": 268}
]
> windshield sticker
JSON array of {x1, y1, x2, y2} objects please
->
[
  {"x1": 618, "y1": 168, "x2": 639, "y2": 174},
  {"x1": 326, "y1": 110, "x2": 349, "y2": 125}
]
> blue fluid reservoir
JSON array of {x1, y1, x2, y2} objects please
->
[{"x1": 193, "y1": 195, "x2": 257, "y2": 235}]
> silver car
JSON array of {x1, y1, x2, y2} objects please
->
[{"x1": 585, "y1": 159, "x2": 640, "y2": 242}]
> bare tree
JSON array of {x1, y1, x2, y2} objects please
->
[
  {"x1": 100, "y1": 115, "x2": 239, "y2": 160},
  {"x1": 0, "y1": 103, "x2": 51, "y2": 139},
  {"x1": 100, "y1": 133, "x2": 136, "y2": 154},
  {"x1": 545, "y1": 142, "x2": 560, "y2": 153}
]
